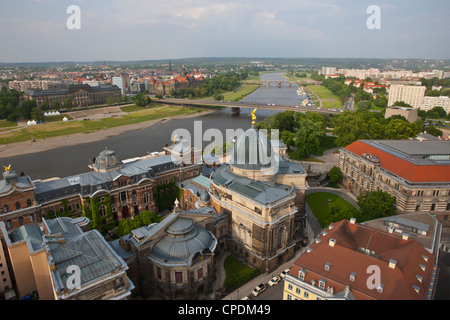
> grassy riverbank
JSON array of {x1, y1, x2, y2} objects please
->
[
  {"x1": 223, "y1": 84, "x2": 260, "y2": 101},
  {"x1": 0, "y1": 106, "x2": 202, "y2": 145}
]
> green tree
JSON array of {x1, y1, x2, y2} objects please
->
[
  {"x1": 328, "y1": 203, "x2": 348, "y2": 224},
  {"x1": 53, "y1": 100, "x2": 61, "y2": 110},
  {"x1": 328, "y1": 166, "x2": 343, "y2": 184},
  {"x1": 357, "y1": 190, "x2": 395, "y2": 220},
  {"x1": 63, "y1": 98, "x2": 73, "y2": 109},
  {"x1": 294, "y1": 119, "x2": 326, "y2": 158},
  {"x1": 426, "y1": 125, "x2": 443, "y2": 137}
]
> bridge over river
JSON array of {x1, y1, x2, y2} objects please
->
[{"x1": 157, "y1": 98, "x2": 342, "y2": 115}]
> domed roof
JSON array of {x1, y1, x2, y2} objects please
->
[
  {"x1": 199, "y1": 191, "x2": 210, "y2": 203},
  {"x1": 92, "y1": 148, "x2": 123, "y2": 172},
  {"x1": 151, "y1": 218, "x2": 217, "y2": 265},
  {"x1": 231, "y1": 126, "x2": 275, "y2": 170}
]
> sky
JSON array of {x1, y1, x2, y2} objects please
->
[{"x1": 0, "y1": 0, "x2": 449, "y2": 63}]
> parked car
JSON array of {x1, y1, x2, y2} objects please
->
[
  {"x1": 241, "y1": 296, "x2": 249, "y2": 300},
  {"x1": 268, "y1": 276, "x2": 281, "y2": 286},
  {"x1": 252, "y1": 283, "x2": 266, "y2": 296},
  {"x1": 280, "y1": 268, "x2": 291, "y2": 279}
]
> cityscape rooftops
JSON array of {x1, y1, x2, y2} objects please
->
[{"x1": 291, "y1": 219, "x2": 438, "y2": 300}]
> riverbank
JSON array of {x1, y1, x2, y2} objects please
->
[{"x1": 0, "y1": 107, "x2": 217, "y2": 159}]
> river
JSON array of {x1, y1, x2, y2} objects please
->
[{"x1": 0, "y1": 73, "x2": 305, "y2": 180}]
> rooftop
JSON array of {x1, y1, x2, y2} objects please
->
[
  {"x1": 291, "y1": 219, "x2": 438, "y2": 300},
  {"x1": 343, "y1": 140, "x2": 450, "y2": 183}
]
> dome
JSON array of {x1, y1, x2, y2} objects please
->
[
  {"x1": 92, "y1": 148, "x2": 123, "y2": 172},
  {"x1": 199, "y1": 191, "x2": 210, "y2": 204},
  {"x1": 231, "y1": 126, "x2": 275, "y2": 171},
  {"x1": 151, "y1": 218, "x2": 217, "y2": 265}
]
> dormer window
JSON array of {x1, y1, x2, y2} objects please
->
[
  {"x1": 324, "y1": 262, "x2": 331, "y2": 271},
  {"x1": 319, "y1": 279, "x2": 327, "y2": 290},
  {"x1": 349, "y1": 272, "x2": 357, "y2": 282},
  {"x1": 298, "y1": 269, "x2": 306, "y2": 280}
]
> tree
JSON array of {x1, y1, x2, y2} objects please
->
[
  {"x1": 328, "y1": 166, "x2": 343, "y2": 185},
  {"x1": 356, "y1": 100, "x2": 372, "y2": 111},
  {"x1": 280, "y1": 130, "x2": 295, "y2": 149},
  {"x1": 63, "y1": 98, "x2": 73, "y2": 109},
  {"x1": 53, "y1": 100, "x2": 61, "y2": 110},
  {"x1": 357, "y1": 190, "x2": 395, "y2": 220},
  {"x1": 426, "y1": 125, "x2": 443, "y2": 137},
  {"x1": 294, "y1": 119, "x2": 326, "y2": 158},
  {"x1": 328, "y1": 203, "x2": 348, "y2": 224}
]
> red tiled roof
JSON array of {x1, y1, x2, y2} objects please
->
[
  {"x1": 344, "y1": 141, "x2": 450, "y2": 183},
  {"x1": 289, "y1": 220, "x2": 437, "y2": 300}
]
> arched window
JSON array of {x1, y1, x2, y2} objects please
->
[
  {"x1": 29, "y1": 213, "x2": 35, "y2": 222},
  {"x1": 276, "y1": 227, "x2": 286, "y2": 249},
  {"x1": 15, "y1": 202, "x2": 21, "y2": 210},
  {"x1": 27, "y1": 199, "x2": 32, "y2": 207},
  {"x1": 6, "y1": 220, "x2": 12, "y2": 229},
  {"x1": 99, "y1": 205, "x2": 107, "y2": 217},
  {"x1": 3, "y1": 205, "x2": 8, "y2": 213},
  {"x1": 144, "y1": 193, "x2": 149, "y2": 203},
  {"x1": 18, "y1": 216, "x2": 24, "y2": 225}
]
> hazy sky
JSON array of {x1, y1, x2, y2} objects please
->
[{"x1": 0, "y1": 0, "x2": 448, "y2": 63}]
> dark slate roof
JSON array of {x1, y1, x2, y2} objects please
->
[{"x1": 34, "y1": 155, "x2": 178, "y2": 204}]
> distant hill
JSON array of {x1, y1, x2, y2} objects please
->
[{"x1": 1, "y1": 57, "x2": 449, "y2": 71}]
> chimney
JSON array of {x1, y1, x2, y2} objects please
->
[
  {"x1": 388, "y1": 225, "x2": 394, "y2": 234},
  {"x1": 350, "y1": 218, "x2": 356, "y2": 224},
  {"x1": 389, "y1": 259, "x2": 397, "y2": 269},
  {"x1": 329, "y1": 238, "x2": 336, "y2": 247},
  {"x1": 402, "y1": 233, "x2": 409, "y2": 240}
]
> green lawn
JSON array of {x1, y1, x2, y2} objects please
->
[
  {"x1": 0, "y1": 106, "x2": 202, "y2": 144},
  {"x1": 223, "y1": 84, "x2": 260, "y2": 101},
  {"x1": 306, "y1": 192, "x2": 360, "y2": 228},
  {"x1": 307, "y1": 85, "x2": 343, "y2": 109},
  {"x1": 0, "y1": 120, "x2": 18, "y2": 128},
  {"x1": 223, "y1": 255, "x2": 261, "y2": 292}
]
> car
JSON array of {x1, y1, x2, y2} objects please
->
[
  {"x1": 241, "y1": 296, "x2": 249, "y2": 300},
  {"x1": 268, "y1": 276, "x2": 281, "y2": 286},
  {"x1": 279, "y1": 268, "x2": 291, "y2": 279},
  {"x1": 252, "y1": 283, "x2": 266, "y2": 297}
]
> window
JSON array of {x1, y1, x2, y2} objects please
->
[
  {"x1": 27, "y1": 199, "x2": 32, "y2": 207},
  {"x1": 299, "y1": 270, "x2": 305, "y2": 280},
  {"x1": 3, "y1": 205, "x2": 8, "y2": 213},
  {"x1": 144, "y1": 193, "x2": 149, "y2": 203},
  {"x1": 15, "y1": 202, "x2": 21, "y2": 210},
  {"x1": 447, "y1": 203, "x2": 450, "y2": 211},
  {"x1": 287, "y1": 294, "x2": 292, "y2": 300},
  {"x1": 319, "y1": 280, "x2": 326, "y2": 290},
  {"x1": 6, "y1": 220, "x2": 12, "y2": 229},
  {"x1": 175, "y1": 272, "x2": 183, "y2": 284},
  {"x1": 295, "y1": 287, "x2": 301, "y2": 295},
  {"x1": 29, "y1": 214, "x2": 35, "y2": 222},
  {"x1": 99, "y1": 205, "x2": 107, "y2": 217},
  {"x1": 18, "y1": 216, "x2": 24, "y2": 226},
  {"x1": 120, "y1": 191, "x2": 127, "y2": 202},
  {"x1": 156, "y1": 267, "x2": 161, "y2": 280},
  {"x1": 303, "y1": 291, "x2": 309, "y2": 299},
  {"x1": 288, "y1": 284, "x2": 293, "y2": 291},
  {"x1": 431, "y1": 203, "x2": 436, "y2": 211},
  {"x1": 197, "y1": 267, "x2": 203, "y2": 279},
  {"x1": 324, "y1": 263, "x2": 331, "y2": 271}
]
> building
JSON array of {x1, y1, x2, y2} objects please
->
[
  {"x1": 109, "y1": 203, "x2": 225, "y2": 299},
  {"x1": 283, "y1": 218, "x2": 439, "y2": 300},
  {"x1": 112, "y1": 74, "x2": 131, "y2": 95},
  {"x1": 0, "y1": 216, "x2": 134, "y2": 300},
  {"x1": 207, "y1": 122, "x2": 308, "y2": 272},
  {"x1": 421, "y1": 96, "x2": 450, "y2": 114},
  {"x1": 385, "y1": 107, "x2": 418, "y2": 123},
  {"x1": 387, "y1": 85, "x2": 426, "y2": 109},
  {"x1": 0, "y1": 147, "x2": 202, "y2": 234},
  {"x1": 24, "y1": 84, "x2": 121, "y2": 108},
  {"x1": 339, "y1": 139, "x2": 450, "y2": 236},
  {"x1": 147, "y1": 66, "x2": 205, "y2": 96}
]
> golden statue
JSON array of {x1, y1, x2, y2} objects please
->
[
  {"x1": 3, "y1": 165, "x2": 11, "y2": 172},
  {"x1": 251, "y1": 108, "x2": 257, "y2": 125}
]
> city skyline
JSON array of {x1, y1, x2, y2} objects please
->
[{"x1": 1, "y1": 0, "x2": 449, "y2": 63}]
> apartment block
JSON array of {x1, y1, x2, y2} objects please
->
[{"x1": 387, "y1": 85, "x2": 426, "y2": 109}]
